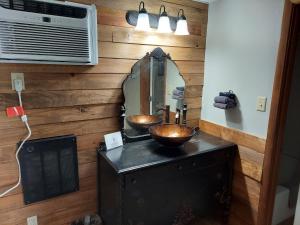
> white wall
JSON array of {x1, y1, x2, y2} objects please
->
[{"x1": 201, "y1": 0, "x2": 284, "y2": 137}]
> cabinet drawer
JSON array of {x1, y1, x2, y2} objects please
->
[
  {"x1": 122, "y1": 150, "x2": 231, "y2": 225},
  {"x1": 124, "y1": 149, "x2": 230, "y2": 187}
]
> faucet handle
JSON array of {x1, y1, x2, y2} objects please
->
[{"x1": 156, "y1": 105, "x2": 170, "y2": 111}]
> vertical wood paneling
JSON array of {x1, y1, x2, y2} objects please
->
[{"x1": 0, "y1": 0, "x2": 207, "y2": 224}]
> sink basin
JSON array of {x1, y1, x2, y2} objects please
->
[
  {"x1": 149, "y1": 124, "x2": 195, "y2": 147},
  {"x1": 127, "y1": 115, "x2": 162, "y2": 131}
]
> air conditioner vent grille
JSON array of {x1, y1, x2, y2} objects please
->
[
  {"x1": 0, "y1": 0, "x2": 9, "y2": 8},
  {"x1": 0, "y1": 0, "x2": 87, "y2": 18},
  {"x1": 0, "y1": 21, "x2": 90, "y2": 58}
]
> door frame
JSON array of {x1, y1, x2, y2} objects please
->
[{"x1": 257, "y1": 1, "x2": 300, "y2": 225}]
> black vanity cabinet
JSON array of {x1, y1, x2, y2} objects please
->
[{"x1": 97, "y1": 132, "x2": 236, "y2": 225}]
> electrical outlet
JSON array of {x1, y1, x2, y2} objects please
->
[
  {"x1": 11, "y1": 73, "x2": 25, "y2": 90},
  {"x1": 256, "y1": 96, "x2": 267, "y2": 112},
  {"x1": 27, "y1": 216, "x2": 38, "y2": 225}
]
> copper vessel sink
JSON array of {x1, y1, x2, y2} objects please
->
[
  {"x1": 127, "y1": 115, "x2": 162, "y2": 131},
  {"x1": 149, "y1": 124, "x2": 195, "y2": 147}
]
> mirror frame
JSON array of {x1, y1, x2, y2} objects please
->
[{"x1": 120, "y1": 47, "x2": 186, "y2": 143}]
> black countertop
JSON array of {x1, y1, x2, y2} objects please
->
[{"x1": 99, "y1": 132, "x2": 236, "y2": 174}]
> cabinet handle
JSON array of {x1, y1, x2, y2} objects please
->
[
  {"x1": 131, "y1": 178, "x2": 137, "y2": 184},
  {"x1": 177, "y1": 165, "x2": 183, "y2": 170},
  {"x1": 217, "y1": 173, "x2": 223, "y2": 180}
]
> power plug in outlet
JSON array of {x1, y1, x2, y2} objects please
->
[
  {"x1": 14, "y1": 79, "x2": 23, "y2": 92},
  {"x1": 11, "y1": 73, "x2": 25, "y2": 91},
  {"x1": 27, "y1": 216, "x2": 38, "y2": 225}
]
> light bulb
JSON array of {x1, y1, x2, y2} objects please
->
[
  {"x1": 136, "y1": 12, "x2": 150, "y2": 31},
  {"x1": 157, "y1": 16, "x2": 172, "y2": 33},
  {"x1": 135, "y1": 1, "x2": 150, "y2": 32},
  {"x1": 175, "y1": 19, "x2": 189, "y2": 35},
  {"x1": 157, "y1": 5, "x2": 172, "y2": 33}
]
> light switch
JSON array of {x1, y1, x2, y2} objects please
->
[{"x1": 256, "y1": 96, "x2": 267, "y2": 112}]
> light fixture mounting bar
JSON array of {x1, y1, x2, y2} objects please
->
[{"x1": 126, "y1": 10, "x2": 178, "y2": 31}]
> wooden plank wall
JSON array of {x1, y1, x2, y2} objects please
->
[
  {"x1": 0, "y1": 0, "x2": 207, "y2": 225},
  {"x1": 199, "y1": 120, "x2": 266, "y2": 225}
]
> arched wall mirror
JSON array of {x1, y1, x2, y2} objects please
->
[{"x1": 122, "y1": 47, "x2": 187, "y2": 141}]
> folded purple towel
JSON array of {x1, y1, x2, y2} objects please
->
[
  {"x1": 176, "y1": 86, "x2": 185, "y2": 91},
  {"x1": 214, "y1": 102, "x2": 236, "y2": 109},
  {"x1": 214, "y1": 96, "x2": 236, "y2": 104},
  {"x1": 172, "y1": 95, "x2": 184, "y2": 100},
  {"x1": 173, "y1": 89, "x2": 184, "y2": 96},
  {"x1": 219, "y1": 91, "x2": 236, "y2": 99}
]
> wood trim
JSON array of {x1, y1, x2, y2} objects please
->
[
  {"x1": 230, "y1": 198, "x2": 258, "y2": 225},
  {"x1": 199, "y1": 120, "x2": 266, "y2": 153},
  {"x1": 232, "y1": 173, "x2": 261, "y2": 211},
  {"x1": 99, "y1": 42, "x2": 205, "y2": 61},
  {"x1": 257, "y1": 1, "x2": 299, "y2": 225},
  {"x1": 140, "y1": 56, "x2": 151, "y2": 114},
  {"x1": 199, "y1": 120, "x2": 265, "y2": 182},
  {"x1": 291, "y1": 0, "x2": 300, "y2": 4},
  {"x1": 161, "y1": 0, "x2": 209, "y2": 10}
]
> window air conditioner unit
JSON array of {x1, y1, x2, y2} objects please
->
[{"x1": 0, "y1": 0, "x2": 98, "y2": 65}]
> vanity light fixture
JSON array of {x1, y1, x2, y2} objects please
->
[
  {"x1": 135, "y1": 1, "x2": 150, "y2": 32},
  {"x1": 126, "y1": 4, "x2": 189, "y2": 35},
  {"x1": 175, "y1": 9, "x2": 190, "y2": 35},
  {"x1": 157, "y1": 5, "x2": 172, "y2": 33}
]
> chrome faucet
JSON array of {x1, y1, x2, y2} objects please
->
[{"x1": 156, "y1": 105, "x2": 170, "y2": 123}]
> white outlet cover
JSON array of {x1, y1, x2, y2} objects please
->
[
  {"x1": 11, "y1": 72, "x2": 25, "y2": 90},
  {"x1": 27, "y1": 216, "x2": 38, "y2": 225}
]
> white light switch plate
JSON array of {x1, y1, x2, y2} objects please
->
[
  {"x1": 27, "y1": 216, "x2": 38, "y2": 225},
  {"x1": 104, "y1": 131, "x2": 123, "y2": 150},
  {"x1": 256, "y1": 96, "x2": 267, "y2": 112}
]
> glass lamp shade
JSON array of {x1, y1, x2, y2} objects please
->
[
  {"x1": 157, "y1": 16, "x2": 172, "y2": 33},
  {"x1": 135, "y1": 12, "x2": 150, "y2": 31},
  {"x1": 175, "y1": 19, "x2": 189, "y2": 35}
]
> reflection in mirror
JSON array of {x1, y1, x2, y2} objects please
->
[
  {"x1": 165, "y1": 59, "x2": 185, "y2": 113},
  {"x1": 122, "y1": 48, "x2": 186, "y2": 140}
]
